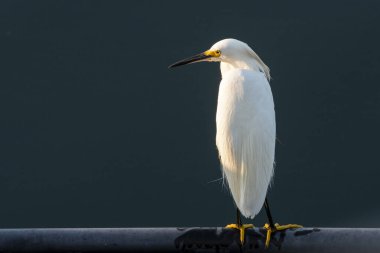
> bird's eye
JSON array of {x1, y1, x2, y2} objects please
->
[{"x1": 216, "y1": 50, "x2": 221, "y2": 55}]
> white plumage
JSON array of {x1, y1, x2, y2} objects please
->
[
  {"x1": 170, "y1": 38, "x2": 275, "y2": 220},
  {"x1": 216, "y1": 67, "x2": 275, "y2": 218}
]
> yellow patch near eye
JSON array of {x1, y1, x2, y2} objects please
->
[{"x1": 204, "y1": 50, "x2": 221, "y2": 57}]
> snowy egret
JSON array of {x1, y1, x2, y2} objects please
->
[{"x1": 169, "y1": 38, "x2": 301, "y2": 247}]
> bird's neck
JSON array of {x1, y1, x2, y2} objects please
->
[{"x1": 220, "y1": 58, "x2": 264, "y2": 78}]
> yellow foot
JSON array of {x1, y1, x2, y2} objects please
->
[
  {"x1": 226, "y1": 223, "x2": 254, "y2": 244},
  {"x1": 264, "y1": 223, "x2": 303, "y2": 248}
]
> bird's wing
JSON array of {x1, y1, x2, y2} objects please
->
[{"x1": 216, "y1": 69, "x2": 275, "y2": 218}]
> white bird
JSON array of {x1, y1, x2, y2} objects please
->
[{"x1": 169, "y1": 38, "x2": 300, "y2": 247}]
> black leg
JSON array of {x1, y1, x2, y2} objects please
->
[
  {"x1": 264, "y1": 197, "x2": 275, "y2": 229},
  {"x1": 236, "y1": 208, "x2": 242, "y2": 227}
]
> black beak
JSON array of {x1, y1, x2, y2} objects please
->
[{"x1": 168, "y1": 52, "x2": 212, "y2": 68}]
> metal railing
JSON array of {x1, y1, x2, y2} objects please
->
[{"x1": 0, "y1": 227, "x2": 379, "y2": 252}]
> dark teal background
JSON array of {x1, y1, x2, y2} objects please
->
[{"x1": 0, "y1": 1, "x2": 379, "y2": 228}]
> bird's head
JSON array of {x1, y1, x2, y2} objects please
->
[{"x1": 169, "y1": 38, "x2": 270, "y2": 80}]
